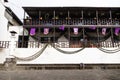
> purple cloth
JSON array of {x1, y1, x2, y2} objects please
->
[
  {"x1": 73, "y1": 28, "x2": 78, "y2": 35},
  {"x1": 89, "y1": 26, "x2": 96, "y2": 30},
  {"x1": 30, "y1": 28, "x2": 36, "y2": 35},
  {"x1": 59, "y1": 25, "x2": 65, "y2": 31},
  {"x1": 102, "y1": 28, "x2": 106, "y2": 35},
  {"x1": 115, "y1": 28, "x2": 120, "y2": 36},
  {"x1": 44, "y1": 28, "x2": 49, "y2": 34}
]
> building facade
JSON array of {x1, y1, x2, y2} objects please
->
[{"x1": 0, "y1": 1, "x2": 120, "y2": 69}]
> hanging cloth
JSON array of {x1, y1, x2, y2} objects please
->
[
  {"x1": 115, "y1": 28, "x2": 120, "y2": 36},
  {"x1": 73, "y1": 27, "x2": 78, "y2": 35},
  {"x1": 44, "y1": 28, "x2": 49, "y2": 34},
  {"x1": 30, "y1": 28, "x2": 36, "y2": 35},
  {"x1": 59, "y1": 25, "x2": 65, "y2": 31},
  {"x1": 102, "y1": 28, "x2": 107, "y2": 35},
  {"x1": 89, "y1": 26, "x2": 96, "y2": 30}
]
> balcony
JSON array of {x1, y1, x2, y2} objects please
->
[
  {"x1": 24, "y1": 18, "x2": 120, "y2": 26},
  {"x1": 0, "y1": 41, "x2": 120, "y2": 48}
]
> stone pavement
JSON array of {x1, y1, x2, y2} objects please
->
[{"x1": 0, "y1": 69, "x2": 120, "y2": 80}]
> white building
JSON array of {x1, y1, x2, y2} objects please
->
[{"x1": 0, "y1": 0, "x2": 120, "y2": 69}]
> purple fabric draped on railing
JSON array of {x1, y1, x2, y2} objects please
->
[
  {"x1": 102, "y1": 28, "x2": 107, "y2": 35},
  {"x1": 59, "y1": 25, "x2": 65, "y2": 31},
  {"x1": 73, "y1": 28, "x2": 78, "y2": 34},
  {"x1": 89, "y1": 26, "x2": 96, "y2": 30},
  {"x1": 44, "y1": 28, "x2": 49, "y2": 34},
  {"x1": 30, "y1": 28, "x2": 36, "y2": 35},
  {"x1": 115, "y1": 28, "x2": 120, "y2": 36}
]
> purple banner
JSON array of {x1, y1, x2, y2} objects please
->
[
  {"x1": 59, "y1": 25, "x2": 65, "y2": 31},
  {"x1": 102, "y1": 28, "x2": 106, "y2": 35},
  {"x1": 44, "y1": 28, "x2": 49, "y2": 34},
  {"x1": 89, "y1": 26, "x2": 96, "y2": 30},
  {"x1": 73, "y1": 28, "x2": 78, "y2": 35},
  {"x1": 30, "y1": 28, "x2": 36, "y2": 35},
  {"x1": 115, "y1": 28, "x2": 120, "y2": 36}
]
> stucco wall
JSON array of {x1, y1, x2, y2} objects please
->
[
  {"x1": 0, "y1": 3, "x2": 10, "y2": 41},
  {"x1": 1, "y1": 46, "x2": 120, "y2": 64}
]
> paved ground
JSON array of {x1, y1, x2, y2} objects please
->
[{"x1": 0, "y1": 69, "x2": 120, "y2": 80}]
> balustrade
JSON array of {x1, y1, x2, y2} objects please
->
[
  {"x1": 24, "y1": 18, "x2": 119, "y2": 25},
  {"x1": 0, "y1": 41, "x2": 10, "y2": 48},
  {"x1": 0, "y1": 41, "x2": 120, "y2": 48}
]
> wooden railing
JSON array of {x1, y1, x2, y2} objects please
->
[
  {"x1": 0, "y1": 41, "x2": 120, "y2": 48},
  {"x1": 15, "y1": 41, "x2": 120, "y2": 48},
  {"x1": 24, "y1": 18, "x2": 120, "y2": 25},
  {"x1": 0, "y1": 41, "x2": 10, "y2": 48}
]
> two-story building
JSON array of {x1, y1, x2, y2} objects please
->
[{"x1": 0, "y1": 0, "x2": 120, "y2": 69}]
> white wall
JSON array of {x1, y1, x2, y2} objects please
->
[
  {"x1": 0, "y1": 49, "x2": 9, "y2": 63},
  {"x1": 0, "y1": 43, "x2": 120, "y2": 64},
  {"x1": 0, "y1": 3, "x2": 10, "y2": 41},
  {"x1": 0, "y1": 2, "x2": 22, "y2": 41},
  {"x1": 11, "y1": 47, "x2": 120, "y2": 64}
]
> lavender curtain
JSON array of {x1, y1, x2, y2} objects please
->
[
  {"x1": 102, "y1": 28, "x2": 106, "y2": 35},
  {"x1": 44, "y1": 28, "x2": 49, "y2": 34},
  {"x1": 73, "y1": 28, "x2": 78, "y2": 34},
  {"x1": 30, "y1": 28, "x2": 36, "y2": 35},
  {"x1": 115, "y1": 28, "x2": 120, "y2": 36},
  {"x1": 89, "y1": 26, "x2": 96, "y2": 30},
  {"x1": 59, "y1": 25, "x2": 65, "y2": 31}
]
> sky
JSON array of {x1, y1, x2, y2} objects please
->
[
  {"x1": 11, "y1": 0, "x2": 120, "y2": 7},
  {"x1": 3, "y1": 0, "x2": 120, "y2": 21}
]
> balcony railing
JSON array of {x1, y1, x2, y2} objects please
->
[
  {"x1": 24, "y1": 18, "x2": 120, "y2": 25},
  {"x1": 0, "y1": 41, "x2": 10, "y2": 48},
  {"x1": 0, "y1": 41, "x2": 120, "y2": 48}
]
